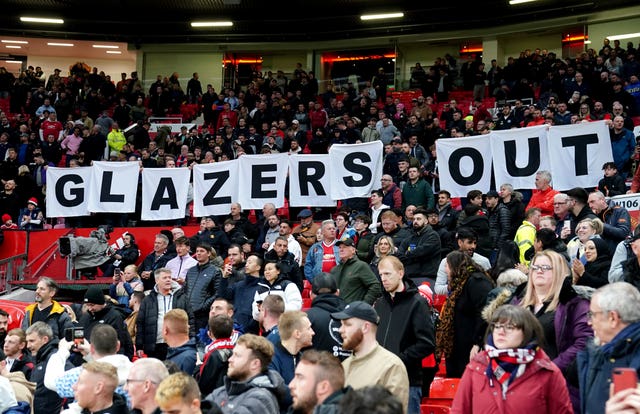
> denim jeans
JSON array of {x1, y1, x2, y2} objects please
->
[{"x1": 409, "y1": 386, "x2": 422, "y2": 414}]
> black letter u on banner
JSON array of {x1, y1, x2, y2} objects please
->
[{"x1": 504, "y1": 138, "x2": 541, "y2": 177}]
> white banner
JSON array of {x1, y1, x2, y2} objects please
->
[
  {"x1": 237, "y1": 153, "x2": 290, "y2": 210},
  {"x1": 437, "y1": 135, "x2": 493, "y2": 197},
  {"x1": 547, "y1": 121, "x2": 613, "y2": 190},
  {"x1": 192, "y1": 161, "x2": 239, "y2": 217},
  {"x1": 45, "y1": 167, "x2": 92, "y2": 217},
  {"x1": 88, "y1": 162, "x2": 139, "y2": 213},
  {"x1": 141, "y1": 167, "x2": 191, "y2": 221},
  {"x1": 490, "y1": 125, "x2": 551, "y2": 190},
  {"x1": 288, "y1": 154, "x2": 336, "y2": 207},
  {"x1": 329, "y1": 141, "x2": 384, "y2": 200}
]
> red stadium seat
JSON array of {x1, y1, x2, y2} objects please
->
[
  {"x1": 302, "y1": 297, "x2": 313, "y2": 310},
  {"x1": 424, "y1": 377, "x2": 460, "y2": 407}
]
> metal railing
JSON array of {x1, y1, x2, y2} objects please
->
[{"x1": 0, "y1": 254, "x2": 28, "y2": 295}]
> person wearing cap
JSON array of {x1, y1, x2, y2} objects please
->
[
  {"x1": 18, "y1": 197, "x2": 43, "y2": 230},
  {"x1": 1, "y1": 213, "x2": 17, "y2": 229},
  {"x1": 331, "y1": 301, "x2": 409, "y2": 412},
  {"x1": 292, "y1": 209, "x2": 320, "y2": 266},
  {"x1": 375, "y1": 255, "x2": 435, "y2": 414},
  {"x1": 78, "y1": 286, "x2": 134, "y2": 360},
  {"x1": 305, "y1": 272, "x2": 349, "y2": 359},
  {"x1": 526, "y1": 170, "x2": 559, "y2": 217},
  {"x1": 330, "y1": 238, "x2": 381, "y2": 305}
]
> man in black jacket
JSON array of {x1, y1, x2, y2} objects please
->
[
  {"x1": 184, "y1": 243, "x2": 221, "y2": 345},
  {"x1": 26, "y1": 321, "x2": 71, "y2": 414},
  {"x1": 136, "y1": 268, "x2": 193, "y2": 360},
  {"x1": 485, "y1": 190, "x2": 512, "y2": 264},
  {"x1": 374, "y1": 255, "x2": 435, "y2": 414},
  {"x1": 397, "y1": 208, "x2": 441, "y2": 286},
  {"x1": 264, "y1": 236, "x2": 303, "y2": 291},
  {"x1": 304, "y1": 273, "x2": 350, "y2": 361},
  {"x1": 79, "y1": 286, "x2": 134, "y2": 360}
]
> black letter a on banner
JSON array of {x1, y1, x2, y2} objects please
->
[{"x1": 151, "y1": 178, "x2": 179, "y2": 210}]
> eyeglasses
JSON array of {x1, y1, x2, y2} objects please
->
[
  {"x1": 530, "y1": 265, "x2": 553, "y2": 272},
  {"x1": 587, "y1": 310, "x2": 606, "y2": 320},
  {"x1": 492, "y1": 323, "x2": 519, "y2": 333}
]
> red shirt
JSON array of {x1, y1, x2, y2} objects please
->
[{"x1": 321, "y1": 241, "x2": 337, "y2": 273}]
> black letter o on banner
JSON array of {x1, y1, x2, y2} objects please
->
[{"x1": 448, "y1": 148, "x2": 483, "y2": 186}]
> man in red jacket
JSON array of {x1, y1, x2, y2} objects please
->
[{"x1": 526, "y1": 170, "x2": 559, "y2": 217}]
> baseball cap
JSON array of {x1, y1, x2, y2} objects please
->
[
  {"x1": 84, "y1": 286, "x2": 106, "y2": 305},
  {"x1": 312, "y1": 272, "x2": 337, "y2": 295},
  {"x1": 297, "y1": 209, "x2": 313, "y2": 218},
  {"x1": 336, "y1": 239, "x2": 355, "y2": 247},
  {"x1": 331, "y1": 301, "x2": 379, "y2": 325}
]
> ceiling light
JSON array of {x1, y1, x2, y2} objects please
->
[
  {"x1": 508, "y1": 0, "x2": 537, "y2": 4},
  {"x1": 92, "y1": 45, "x2": 119, "y2": 49},
  {"x1": 2, "y1": 40, "x2": 28, "y2": 44},
  {"x1": 5, "y1": 60, "x2": 22, "y2": 64},
  {"x1": 607, "y1": 33, "x2": 640, "y2": 41},
  {"x1": 584, "y1": 40, "x2": 592, "y2": 44},
  {"x1": 360, "y1": 12, "x2": 404, "y2": 21},
  {"x1": 47, "y1": 42, "x2": 74, "y2": 47},
  {"x1": 106, "y1": 51, "x2": 122, "y2": 54},
  {"x1": 5, "y1": 46, "x2": 21, "y2": 49},
  {"x1": 191, "y1": 21, "x2": 233, "y2": 27},
  {"x1": 20, "y1": 16, "x2": 64, "y2": 24}
]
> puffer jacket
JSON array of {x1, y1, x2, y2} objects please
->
[
  {"x1": 184, "y1": 260, "x2": 221, "y2": 331},
  {"x1": 136, "y1": 283, "x2": 193, "y2": 354},
  {"x1": 207, "y1": 370, "x2": 288, "y2": 414},
  {"x1": 487, "y1": 203, "x2": 512, "y2": 250},
  {"x1": 22, "y1": 300, "x2": 73, "y2": 340},
  {"x1": 598, "y1": 200, "x2": 631, "y2": 252},
  {"x1": 31, "y1": 339, "x2": 68, "y2": 414}
]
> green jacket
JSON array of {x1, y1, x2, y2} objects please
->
[
  {"x1": 331, "y1": 256, "x2": 382, "y2": 305},
  {"x1": 401, "y1": 178, "x2": 435, "y2": 210}
]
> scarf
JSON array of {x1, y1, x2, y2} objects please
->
[
  {"x1": 200, "y1": 337, "x2": 235, "y2": 377},
  {"x1": 485, "y1": 334, "x2": 538, "y2": 399}
]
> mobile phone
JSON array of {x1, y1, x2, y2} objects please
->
[
  {"x1": 613, "y1": 367, "x2": 638, "y2": 394},
  {"x1": 64, "y1": 327, "x2": 85, "y2": 347},
  {"x1": 114, "y1": 268, "x2": 122, "y2": 280},
  {"x1": 563, "y1": 220, "x2": 571, "y2": 230}
]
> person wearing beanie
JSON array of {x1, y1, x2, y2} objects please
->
[
  {"x1": 78, "y1": 286, "x2": 134, "y2": 359},
  {"x1": 1, "y1": 213, "x2": 17, "y2": 229},
  {"x1": 18, "y1": 197, "x2": 44, "y2": 230}
]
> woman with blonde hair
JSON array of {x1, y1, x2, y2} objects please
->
[
  {"x1": 109, "y1": 264, "x2": 144, "y2": 310},
  {"x1": 370, "y1": 235, "x2": 397, "y2": 277},
  {"x1": 565, "y1": 218, "x2": 604, "y2": 261},
  {"x1": 515, "y1": 249, "x2": 592, "y2": 411}
]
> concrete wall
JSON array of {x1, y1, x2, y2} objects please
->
[
  {"x1": 588, "y1": 17, "x2": 640, "y2": 52},
  {"x1": 140, "y1": 52, "x2": 225, "y2": 93}
]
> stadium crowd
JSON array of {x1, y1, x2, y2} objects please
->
[{"x1": 1, "y1": 38, "x2": 640, "y2": 414}]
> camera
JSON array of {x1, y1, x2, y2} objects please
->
[{"x1": 64, "y1": 327, "x2": 85, "y2": 346}]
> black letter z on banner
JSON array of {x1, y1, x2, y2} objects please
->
[
  {"x1": 100, "y1": 171, "x2": 125, "y2": 203},
  {"x1": 343, "y1": 153, "x2": 372, "y2": 187},
  {"x1": 298, "y1": 161, "x2": 326, "y2": 196},
  {"x1": 448, "y1": 148, "x2": 484, "y2": 186},
  {"x1": 562, "y1": 133, "x2": 599, "y2": 176},
  {"x1": 202, "y1": 171, "x2": 232, "y2": 206},
  {"x1": 504, "y1": 137, "x2": 541, "y2": 177},
  {"x1": 55, "y1": 174, "x2": 84, "y2": 207},
  {"x1": 151, "y1": 177, "x2": 179, "y2": 210}
]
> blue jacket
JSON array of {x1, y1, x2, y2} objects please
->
[
  {"x1": 598, "y1": 200, "x2": 631, "y2": 252},
  {"x1": 578, "y1": 322, "x2": 640, "y2": 414},
  {"x1": 219, "y1": 274, "x2": 261, "y2": 334},
  {"x1": 304, "y1": 242, "x2": 340, "y2": 283},
  {"x1": 167, "y1": 338, "x2": 197, "y2": 375},
  {"x1": 610, "y1": 128, "x2": 636, "y2": 173}
]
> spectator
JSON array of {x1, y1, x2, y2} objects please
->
[
  {"x1": 124, "y1": 358, "x2": 169, "y2": 414},
  {"x1": 264, "y1": 236, "x2": 303, "y2": 292},
  {"x1": 292, "y1": 209, "x2": 320, "y2": 266},
  {"x1": 401, "y1": 166, "x2": 435, "y2": 211},
  {"x1": 163, "y1": 309, "x2": 197, "y2": 375},
  {"x1": 219, "y1": 254, "x2": 262, "y2": 335},
  {"x1": 196, "y1": 315, "x2": 234, "y2": 396},
  {"x1": 485, "y1": 190, "x2": 512, "y2": 261},
  {"x1": 2, "y1": 328, "x2": 33, "y2": 380},
  {"x1": 578, "y1": 282, "x2": 640, "y2": 414},
  {"x1": 100, "y1": 232, "x2": 139, "y2": 278},
  {"x1": 184, "y1": 243, "x2": 221, "y2": 342},
  {"x1": 138, "y1": 233, "x2": 175, "y2": 292},
  {"x1": 206, "y1": 334, "x2": 287, "y2": 414},
  {"x1": 68, "y1": 361, "x2": 126, "y2": 414},
  {"x1": 252, "y1": 262, "x2": 302, "y2": 321},
  {"x1": 21, "y1": 277, "x2": 72, "y2": 340},
  {"x1": 598, "y1": 161, "x2": 626, "y2": 197},
  {"x1": 331, "y1": 301, "x2": 410, "y2": 413},
  {"x1": 331, "y1": 239, "x2": 381, "y2": 305},
  {"x1": 304, "y1": 219, "x2": 339, "y2": 283},
  {"x1": 571, "y1": 237, "x2": 612, "y2": 288},
  {"x1": 375, "y1": 256, "x2": 435, "y2": 413},
  {"x1": 136, "y1": 268, "x2": 193, "y2": 360},
  {"x1": 588, "y1": 190, "x2": 631, "y2": 252},
  {"x1": 515, "y1": 208, "x2": 541, "y2": 265},
  {"x1": 108, "y1": 264, "x2": 144, "y2": 309},
  {"x1": 526, "y1": 171, "x2": 559, "y2": 217},
  {"x1": 156, "y1": 373, "x2": 208, "y2": 414}
]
